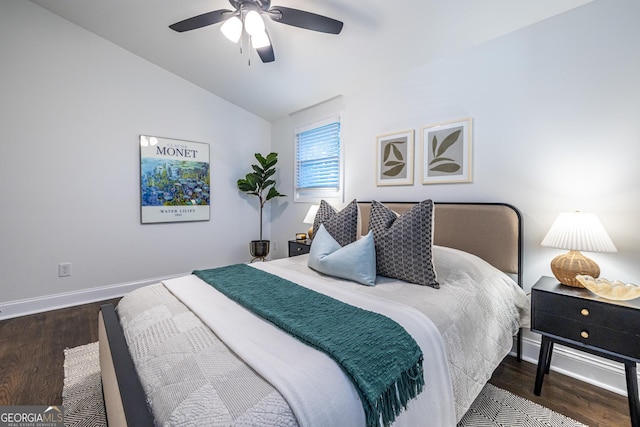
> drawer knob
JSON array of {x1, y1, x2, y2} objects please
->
[
  {"x1": 581, "y1": 308, "x2": 590, "y2": 316},
  {"x1": 581, "y1": 330, "x2": 589, "y2": 339}
]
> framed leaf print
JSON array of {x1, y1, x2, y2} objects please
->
[
  {"x1": 421, "y1": 118, "x2": 472, "y2": 184},
  {"x1": 376, "y1": 129, "x2": 414, "y2": 186}
]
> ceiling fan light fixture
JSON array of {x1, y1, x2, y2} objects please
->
[
  {"x1": 220, "y1": 15, "x2": 242, "y2": 42},
  {"x1": 251, "y1": 30, "x2": 271, "y2": 49},
  {"x1": 244, "y1": 10, "x2": 265, "y2": 36}
]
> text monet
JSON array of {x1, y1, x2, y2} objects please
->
[{"x1": 156, "y1": 145, "x2": 199, "y2": 158}]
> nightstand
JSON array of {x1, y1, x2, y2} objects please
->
[
  {"x1": 531, "y1": 276, "x2": 640, "y2": 426},
  {"x1": 288, "y1": 239, "x2": 311, "y2": 257}
]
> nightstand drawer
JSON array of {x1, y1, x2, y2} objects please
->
[
  {"x1": 534, "y1": 289, "x2": 640, "y2": 331},
  {"x1": 533, "y1": 311, "x2": 640, "y2": 359},
  {"x1": 288, "y1": 240, "x2": 311, "y2": 257}
]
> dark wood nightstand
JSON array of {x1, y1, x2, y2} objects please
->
[
  {"x1": 531, "y1": 276, "x2": 640, "y2": 426},
  {"x1": 288, "y1": 239, "x2": 311, "y2": 257}
]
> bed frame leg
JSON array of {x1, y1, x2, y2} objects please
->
[{"x1": 517, "y1": 328, "x2": 523, "y2": 362}]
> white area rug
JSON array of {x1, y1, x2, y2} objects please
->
[
  {"x1": 62, "y1": 342, "x2": 106, "y2": 427},
  {"x1": 457, "y1": 383, "x2": 587, "y2": 426},
  {"x1": 62, "y1": 342, "x2": 586, "y2": 426}
]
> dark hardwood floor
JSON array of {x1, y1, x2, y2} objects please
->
[
  {"x1": 0, "y1": 299, "x2": 119, "y2": 406},
  {"x1": 0, "y1": 299, "x2": 631, "y2": 426},
  {"x1": 490, "y1": 355, "x2": 630, "y2": 426}
]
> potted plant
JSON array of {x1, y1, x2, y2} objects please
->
[{"x1": 237, "y1": 152, "x2": 286, "y2": 261}]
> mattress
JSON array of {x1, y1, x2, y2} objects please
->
[{"x1": 115, "y1": 245, "x2": 529, "y2": 426}]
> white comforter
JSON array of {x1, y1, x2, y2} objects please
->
[
  {"x1": 117, "y1": 245, "x2": 529, "y2": 426},
  {"x1": 280, "y1": 247, "x2": 530, "y2": 419},
  {"x1": 166, "y1": 261, "x2": 454, "y2": 427}
]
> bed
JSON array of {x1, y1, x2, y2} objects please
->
[{"x1": 98, "y1": 201, "x2": 529, "y2": 427}]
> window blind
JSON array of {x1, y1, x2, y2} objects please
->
[{"x1": 296, "y1": 121, "x2": 341, "y2": 191}]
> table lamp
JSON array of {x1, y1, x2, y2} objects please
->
[
  {"x1": 541, "y1": 211, "x2": 617, "y2": 287},
  {"x1": 303, "y1": 205, "x2": 319, "y2": 239}
]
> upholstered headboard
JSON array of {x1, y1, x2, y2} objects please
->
[{"x1": 358, "y1": 202, "x2": 522, "y2": 284}]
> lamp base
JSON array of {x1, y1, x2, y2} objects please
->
[
  {"x1": 550, "y1": 250, "x2": 600, "y2": 287},
  {"x1": 307, "y1": 226, "x2": 314, "y2": 240}
]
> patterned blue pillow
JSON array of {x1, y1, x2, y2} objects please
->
[
  {"x1": 368, "y1": 200, "x2": 439, "y2": 288},
  {"x1": 312, "y1": 199, "x2": 359, "y2": 246}
]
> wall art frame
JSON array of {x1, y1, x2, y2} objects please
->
[
  {"x1": 421, "y1": 118, "x2": 472, "y2": 184},
  {"x1": 375, "y1": 129, "x2": 414, "y2": 186},
  {"x1": 140, "y1": 135, "x2": 210, "y2": 224}
]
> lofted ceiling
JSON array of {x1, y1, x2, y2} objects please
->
[{"x1": 30, "y1": 0, "x2": 592, "y2": 122}]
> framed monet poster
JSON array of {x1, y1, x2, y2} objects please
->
[
  {"x1": 421, "y1": 118, "x2": 472, "y2": 184},
  {"x1": 375, "y1": 129, "x2": 414, "y2": 186},
  {"x1": 140, "y1": 135, "x2": 210, "y2": 224}
]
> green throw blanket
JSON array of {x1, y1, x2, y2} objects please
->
[{"x1": 193, "y1": 264, "x2": 424, "y2": 427}]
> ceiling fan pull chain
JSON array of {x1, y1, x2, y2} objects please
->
[
  {"x1": 239, "y1": 3, "x2": 244, "y2": 55},
  {"x1": 244, "y1": 27, "x2": 250, "y2": 66}
]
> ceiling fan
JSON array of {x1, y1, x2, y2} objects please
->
[{"x1": 169, "y1": 0, "x2": 344, "y2": 63}]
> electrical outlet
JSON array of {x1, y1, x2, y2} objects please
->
[
  {"x1": 272, "y1": 241, "x2": 278, "y2": 251},
  {"x1": 58, "y1": 263, "x2": 72, "y2": 277}
]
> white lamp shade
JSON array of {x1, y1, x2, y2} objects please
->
[
  {"x1": 541, "y1": 212, "x2": 617, "y2": 253},
  {"x1": 244, "y1": 10, "x2": 265, "y2": 36},
  {"x1": 303, "y1": 205, "x2": 319, "y2": 224},
  {"x1": 220, "y1": 16, "x2": 242, "y2": 43},
  {"x1": 251, "y1": 30, "x2": 271, "y2": 49}
]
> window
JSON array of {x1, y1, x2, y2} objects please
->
[{"x1": 294, "y1": 115, "x2": 343, "y2": 202}]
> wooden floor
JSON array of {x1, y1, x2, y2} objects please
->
[
  {"x1": 0, "y1": 299, "x2": 119, "y2": 407},
  {"x1": 0, "y1": 299, "x2": 631, "y2": 426},
  {"x1": 490, "y1": 355, "x2": 630, "y2": 426}
]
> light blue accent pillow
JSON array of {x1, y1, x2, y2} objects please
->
[{"x1": 308, "y1": 224, "x2": 377, "y2": 286}]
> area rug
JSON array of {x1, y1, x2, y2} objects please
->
[
  {"x1": 62, "y1": 342, "x2": 106, "y2": 427},
  {"x1": 63, "y1": 342, "x2": 586, "y2": 426},
  {"x1": 457, "y1": 383, "x2": 587, "y2": 426}
]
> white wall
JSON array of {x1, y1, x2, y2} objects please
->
[
  {"x1": 0, "y1": 0, "x2": 271, "y2": 315},
  {"x1": 271, "y1": 0, "x2": 640, "y2": 290},
  {"x1": 271, "y1": 0, "x2": 640, "y2": 395}
]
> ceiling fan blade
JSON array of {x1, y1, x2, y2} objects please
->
[
  {"x1": 256, "y1": 34, "x2": 275, "y2": 63},
  {"x1": 268, "y1": 6, "x2": 343, "y2": 34},
  {"x1": 169, "y1": 9, "x2": 232, "y2": 32}
]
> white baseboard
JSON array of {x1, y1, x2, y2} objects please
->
[
  {"x1": 516, "y1": 333, "x2": 638, "y2": 397},
  {"x1": 0, "y1": 273, "x2": 189, "y2": 321}
]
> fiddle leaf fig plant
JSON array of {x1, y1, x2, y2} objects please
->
[{"x1": 237, "y1": 152, "x2": 286, "y2": 241}]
